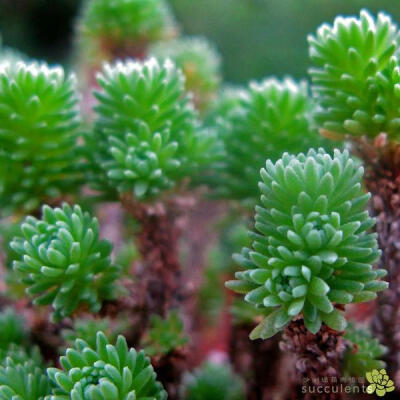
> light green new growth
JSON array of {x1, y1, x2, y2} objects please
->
[
  {"x1": 11, "y1": 204, "x2": 119, "y2": 321},
  {"x1": 143, "y1": 310, "x2": 188, "y2": 357},
  {"x1": 183, "y1": 362, "x2": 245, "y2": 400},
  {"x1": 309, "y1": 9, "x2": 400, "y2": 138},
  {"x1": 150, "y1": 37, "x2": 222, "y2": 110},
  {"x1": 88, "y1": 57, "x2": 214, "y2": 199},
  {"x1": 47, "y1": 331, "x2": 167, "y2": 400},
  {"x1": 343, "y1": 324, "x2": 387, "y2": 377},
  {"x1": 0, "y1": 61, "x2": 81, "y2": 215},
  {"x1": 226, "y1": 149, "x2": 387, "y2": 339},
  {"x1": 215, "y1": 78, "x2": 330, "y2": 205}
]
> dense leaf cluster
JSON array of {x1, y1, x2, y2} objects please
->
[
  {"x1": 309, "y1": 10, "x2": 400, "y2": 138},
  {"x1": 11, "y1": 204, "x2": 119, "y2": 320},
  {"x1": 227, "y1": 149, "x2": 387, "y2": 338}
]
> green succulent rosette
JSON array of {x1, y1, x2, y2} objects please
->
[
  {"x1": 0, "y1": 61, "x2": 82, "y2": 215},
  {"x1": 11, "y1": 204, "x2": 119, "y2": 321},
  {"x1": 226, "y1": 149, "x2": 387, "y2": 339},
  {"x1": 87, "y1": 57, "x2": 214, "y2": 200},
  {"x1": 47, "y1": 331, "x2": 167, "y2": 399},
  {"x1": 309, "y1": 9, "x2": 400, "y2": 139},
  {"x1": 214, "y1": 78, "x2": 332, "y2": 206}
]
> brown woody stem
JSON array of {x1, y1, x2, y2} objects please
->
[{"x1": 280, "y1": 318, "x2": 346, "y2": 400}]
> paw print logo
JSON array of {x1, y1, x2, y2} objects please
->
[{"x1": 366, "y1": 369, "x2": 395, "y2": 397}]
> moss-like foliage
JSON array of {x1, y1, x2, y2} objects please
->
[
  {"x1": 88, "y1": 58, "x2": 214, "y2": 200},
  {"x1": 343, "y1": 325, "x2": 387, "y2": 377},
  {"x1": 142, "y1": 310, "x2": 188, "y2": 357},
  {"x1": 183, "y1": 362, "x2": 245, "y2": 400},
  {"x1": 11, "y1": 204, "x2": 119, "y2": 321},
  {"x1": 47, "y1": 331, "x2": 167, "y2": 399},
  {"x1": 214, "y1": 78, "x2": 331, "y2": 206},
  {"x1": 150, "y1": 37, "x2": 222, "y2": 110},
  {"x1": 0, "y1": 62, "x2": 82, "y2": 215},
  {"x1": 79, "y1": 0, "x2": 177, "y2": 45},
  {"x1": 61, "y1": 316, "x2": 128, "y2": 350},
  {"x1": 309, "y1": 9, "x2": 400, "y2": 138},
  {"x1": 0, "y1": 308, "x2": 27, "y2": 350},
  {"x1": 0, "y1": 343, "x2": 50, "y2": 400},
  {"x1": 226, "y1": 149, "x2": 387, "y2": 338}
]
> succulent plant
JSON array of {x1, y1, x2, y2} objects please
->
[
  {"x1": 150, "y1": 37, "x2": 222, "y2": 110},
  {"x1": 183, "y1": 362, "x2": 245, "y2": 400},
  {"x1": 214, "y1": 78, "x2": 331, "y2": 205},
  {"x1": 0, "y1": 61, "x2": 82, "y2": 215},
  {"x1": 10, "y1": 204, "x2": 119, "y2": 321},
  {"x1": 47, "y1": 331, "x2": 167, "y2": 399},
  {"x1": 87, "y1": 58, "x2": 214, "y2": 200},
  {"x1": 0, "y1": 356, "x2": 51, "y2": 400},
  {"x1": 142, "y1": 310, "x2": 188, "y2": 357},
  {"x1": 79, "y1": 0, "x2": 177, "y2": 45},
  {"x1": 309, "y1": 9, "x2": 400, "y2": 138},
  {"x1": 226, "y1": 149, "x2": 387, "y2": 339},
  {"x1": 61, "y1": 316, "x2": 128, "y2": 350},
  {"x1": 343, "y1": 324, "x2": 387, "y2": 377},
  {"x1": 0, "y1": 308, "x2": 27, "y2": 350}
]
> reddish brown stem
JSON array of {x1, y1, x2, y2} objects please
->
[{"x1": 280, "y1": 318, "x2": 346, "y2": 400}]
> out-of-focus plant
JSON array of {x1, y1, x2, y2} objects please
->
[
  {"x1": 343, "y1": 324, "x2": 387, "y2": 377},
  {"x1": 0, "y1": 308, "x2": 27, "y2": 350},
  {"x1": 10, "y1": 204, "x2": 119, "y2": 321},
  {"x1": 183, "y1": 362, "x2": 245, "y2": 400},
  {"x1": 213, "y1": 78, "x2": 332, "y2": 207},
  {"x1": 142, "y1": 311, "x2": 188, "y2": 357},
  {"x1": 150, "y1": 36, "x2": 222, "y2": 111},
  {"x1": 76, "y1": 0, "x2": 177, "y2": 67},
  {"x1": 0, "y1": 62, "x2": 82, "y2": 216},
  {"x1": 47, "y1": 331, "x2": 167, "y2": 399}
]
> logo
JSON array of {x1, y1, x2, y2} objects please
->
[{"x1": 366, "y1": 369, "x2": 395, "y2": 397}]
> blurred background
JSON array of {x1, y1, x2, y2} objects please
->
[{"x1": 1, "y1": 0, "x2": 400, "y2": 83}]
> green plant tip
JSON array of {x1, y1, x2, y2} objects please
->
[
  {"x1": 11, "y1": 203, "x2": 119, "y2": 321},
  {"x1": 309, "y1": 9, "x2": 400, "y2": 139},
  {"x1": 0, "y1": 61, "x2": 81, "y2": 215},
  {"x1": 47, "y1": 331, "x2": 167, "y2": 399},
  {"x1": 214, "y1": 78, "x2": 331, "y2": 206},
  {"x1": 226, "y1": 148, "x2": 387, "y2": 339},
  {"x1": 88, "y1": 57, "x2": 214, "y2": 200}
]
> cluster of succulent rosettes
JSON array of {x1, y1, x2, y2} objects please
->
[
  {"x1": 10, "y1": 204, "x2": 119, "y2": 321},
  {"x1": 0, "y1": 61, "x2": 82, "y2": 215},
  {"x1": 309, "y1": 9, "x2": 400, "y2": 139},
  {"x1": 77, "y1": 0, "x2": 177, "y2": 62},
  {"x1": 0, "y1": 356, "x2": 51, "y2": 400},
  {"x1": 183, "y1": 362, "x2": 245, "y2": 400},
  {"x1": 89, "y1": 57, "x2": 214, "y2": 200},
  {"x1": 226, "y1": 149, "x2": 388, "y2": 339},
  {"x1": 343, "y1": 324, "x2": 387, "y2": 377},
  {"x1": 142, "y1": 310, "x2": 188, "y2": 357},
  {"x1": 215, "y1": 78, "x2": 330, "y2": 206},
  {"x1": 150, "y1": 37, "x2": 222, "y2": 111},
  {"x1": 47, "y1": 331, "x2": 167, "y2": 400}
]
